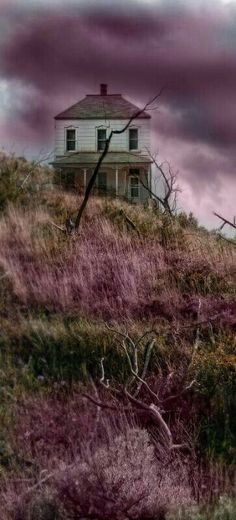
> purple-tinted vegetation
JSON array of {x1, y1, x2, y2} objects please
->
[{"x1": 0, "y1": 202, "x2": 235, "y2": 325}]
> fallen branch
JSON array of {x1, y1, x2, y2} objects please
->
[
  {"x1": 214, "y1": 212, "x2": 236, "y2": 231},
  {"x1": 49, "y1": 221, "x2": 67, "y2": 233}
]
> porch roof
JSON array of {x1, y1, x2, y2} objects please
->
[{"x1": 51, "y1": 152, "x2": 152, "y2": 168}]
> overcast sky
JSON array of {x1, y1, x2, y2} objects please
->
[{"x1": 0, "y1": 0, "x2": 235, "y2": 228}]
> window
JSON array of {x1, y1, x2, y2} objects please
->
[
  {"x1": 66, "y1": 129, "x2": 76, "y2": 151},
  {"x1": 130, "y1": 175, "x2": 139, "y2": 198},
  {"x1": 97, "y1": 129, "x2": 107, "y2": 151},
  {"x1": 97, "y1": 171, "x2": 107, "y2": 194},
  {"x1": 129, "y1": 128, "x2": 138, "y2": 150}
]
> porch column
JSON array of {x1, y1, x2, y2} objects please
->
[
  {"x1": 83, "y1": 168, "x2": 87, "y2": 193},
  {"x1": 149, "y1": 164, "x2": 152, "y2": 192},
  {"x1": 115, "y1": 167, "x2": 119, "y2": 197}
]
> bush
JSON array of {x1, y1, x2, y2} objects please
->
[
  {"x1": 54, "y1": 427, "x2": 192, "y2": 520},
  {"x1": 0, "y1": 153, "x2": 53, "y2": 213},
  {"x1": 0, "y1": 154, "x2": 26, "y2": 211},
  {"x1": 191, "y1": 339, "x2": 236, "y2": 461},
  {"x1": 3, "y1": 418, "x2": 192, "y2": 520}
]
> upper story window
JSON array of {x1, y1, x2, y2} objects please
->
[
  {"x1": 97, "y1": 129, "x2": 107, "y2": 151},
  {"x1": 129, "y1": 128, "x2": 138, "y2": 151},
  {"x1": 66, "y1": 128, "x2": 76, "y2": 151}
]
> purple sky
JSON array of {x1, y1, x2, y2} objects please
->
[{"x1": 0, "y1": 0, "x2": 235, "y2": 229}]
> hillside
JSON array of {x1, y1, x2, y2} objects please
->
[{"x1": 0, "y1": 155, "x2": 235, "y2": 519}]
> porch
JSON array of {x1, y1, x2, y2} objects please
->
[{"x1": 51, "y1": 152, "x2": 152, "y2": 203}]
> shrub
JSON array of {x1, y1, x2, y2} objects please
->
[
  {"x1": 2, "y1": 413, "x2": 193, "y2": 520},
  {"x1": 0, "y1": 153, "x2": 53, "y2": 213},
  {"x1": 0, "y1": 154, "x2": 26, "y2": 211},
  {"x1": 54, "y1": 427, "x2": 192, "y2": 520},
  {"x1": 191, "y1": 338, "x2": 236, "y2": 461}
]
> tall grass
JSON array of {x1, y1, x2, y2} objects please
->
[
  {"x1": 0, "y1": 199, "x2": 235, "y2": 324},
  {"x1": 0, "y1": 187, "x2": 235, "y2": 517}
]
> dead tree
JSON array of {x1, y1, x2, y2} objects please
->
[
  {"x1": 83, "y1": 327, "x2": 196, "y2": 453},
  {"x1": 214, "y1": 212, "x2": 236, "y2": 246},
  {"x1": 74, "y1": 91, "x2": 163, "y2": 231},
  {"x1": 140, "y1": 150, "x2": 181, "y2": 216}
]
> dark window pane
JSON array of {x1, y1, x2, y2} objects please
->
[
  {"x1": 97, "y1": 129, "x2": 107, "y2": 151},
  {"x1": 129, "y1": 169, "x2": 139, "y2": 176},
  {"x1": 67, "y1": 129, "x2": 76, "y2": 140},
  {"x1": 98, "y1": 129, "x2": 106, "y2": 140},
  {"x1": 67, "y1": 140, "x2": 76, "y2": 151},
  {"x1": 129, "y1": 129, "x2": 138, "y2": 139},
  {"x1": 129, "y1": 128, "x2": 138, "y2": 150},
  {"x1": 66, "y1": 129, "x2": 76, "y2": 151},
  {"x1": 98, "y1": 141, "x2": 106, "y2": 151}
]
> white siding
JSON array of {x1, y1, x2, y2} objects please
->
[{"x1": 54, "y1": 118, "x2": 151, "y2": 157}]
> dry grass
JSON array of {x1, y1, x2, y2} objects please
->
[
  {"x1": 0, "y1": 196, "x2": 235, "y2": 324},
  {"x1": 0, "y1": 188, "x2": 235, "y2": 518}
]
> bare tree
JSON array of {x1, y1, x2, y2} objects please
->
[
  {"x1": 83, "y1": 326, "x2": 196, "y2": 453},
  {"x1": 140, "y1": 151, "x2": 181, "y2": 216},
  {"x1": 74, "y1": 91, "x2": 163, "y2": 231}
]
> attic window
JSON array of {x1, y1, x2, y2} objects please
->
[
  {"x1": 66, "y1": 129, "x2": 76, "y2": 151},
  {"x1": 97, "y1": 129, "x2": 107, "y2": 151},
  {"x1": 129, "y1": 128, "x2": 138, "y2": 151}
]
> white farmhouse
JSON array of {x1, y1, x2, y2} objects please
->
[{"x1": 52, "y1": 84, "x2": 152, "y2": 202}]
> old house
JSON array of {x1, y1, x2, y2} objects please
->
[{"x1": 52, "y1": 84, "x2": 152, "y2": 202}]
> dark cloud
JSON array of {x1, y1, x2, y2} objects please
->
[
  {"x1": 0, "y1": 0, "x2": 235, "y2": 226},
  {"x1": 1, "y1": 4, "x2": 236, "y2": 142}
]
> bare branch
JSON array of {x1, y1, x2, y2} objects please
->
[
  {"x1": 141, "y1": 149, "x2": 181, "y2": 216},
  {"x1": 214, "y1": 212, "x2": 236, "y2": 246},
  {"x1": 74, "y1": 90, "x2": 164, "y2": 231},
  {"x1": 162, "y1": 379, "x2": 197, "y2": 407},
  {"x1": 82, "y1": 393, "x2": 118, "y2": 411},
  {"x1": 49, "y1": 220, "x2": 67, "y2": 233},
  {"x1": 100, "y1": 357, "x2": 110, "y2": 388},
  {"x1": 134, "y1": 339, "x2": 155, "y2": 397},
  {"x1": 85, "y1": 326, "x2": 196, "y2": 453},
  {"x1": 214, "y1": 212, "x2": 236, "y2": 231},
  {"x1": 19, "y1": 149, "x2": 54, "y2": 190}
]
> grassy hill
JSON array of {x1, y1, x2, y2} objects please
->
[{"x1": 0, "y1": 155, "x2": 235, "y2": 518}]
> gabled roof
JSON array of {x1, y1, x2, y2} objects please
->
[
  {"x1": 51, "y1": 152, "x2": 152, "y2": 167},
  {"x1": 55, "y1": 94, "x2": 151, "y2": 120}
]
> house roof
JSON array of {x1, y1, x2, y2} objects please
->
[
  {"x1": 55, "y1": 95, "x2": 151, "y2": 120},
  {"x1": 51, "y1": 152, "x2": 152, "y2": 167}
]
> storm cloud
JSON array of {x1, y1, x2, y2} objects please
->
[{"x1": 0, "y1": 0, "x2": 235, "y2": 227}]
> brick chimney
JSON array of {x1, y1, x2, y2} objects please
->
[{"x1": 100, "y1": 83, "x2": 108, "y2": 96}]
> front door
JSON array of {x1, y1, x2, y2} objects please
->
[
  {"x1": 97, "y1": 171, "x2": 107, "y2": 195},
  {"x1": 129, "y1": 175, "x2": 140, "y2": 201}
]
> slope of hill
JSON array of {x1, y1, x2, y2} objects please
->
[{"x1": 0, "y1": 156, "x2": 235, "y2": 519}]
